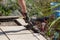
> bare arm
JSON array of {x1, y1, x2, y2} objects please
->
[
  {"x1": 18, "y1": 0, "x2": 27, "y2": 13},
  {"x1": 18, "y1": 0, "x2": 29, "y2": 23}
]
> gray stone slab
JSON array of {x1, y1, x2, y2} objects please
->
[
  {"x1": 0, "y1": 21, "x2": 18, "y2": 26},
  {"x1": 0, "y1": 26, "x2": 38, "y2": 40},
  {"x1": 0, "y1": 16, "x2": 19, "y2": 19},
  {"x1": 33, "y1": 33, "x2": 47, "y2": 40},
  {"x1": 0, "y1": 26, "x2": 31, "y2": 34},
  {"x1": 16, "y1": 19, "x2": 28, "y2": 26},
  {"x1": 0, "y1": 30, "x2": 8, "y2": 40},
  {"x1": 7, "y1": 34, "x2": 38, "y2": 40},
  {"x1": 0, "y1": 26, "x2": 47, "y2": 40}
]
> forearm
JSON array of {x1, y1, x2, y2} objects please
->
[
  {"x1": 18, "y1": 0, "x2": 29, "y2": 23},
  {"x1": 18, "y1": 0, "x2": 27, "y2": 13}
]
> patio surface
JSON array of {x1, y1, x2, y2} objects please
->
[{"x1": 0, "y1": 19, "x2": 47, "y2": 40}]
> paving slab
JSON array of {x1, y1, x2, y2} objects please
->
[
  {"x1": 33, "y1": 33, "x2": 47, "y2": 40},
  {"x1": 16, "y1": 19, "x2": 28, "y2": 26},
  {"x1": 0, "y1": 26, "x2": 47, "y2": 40},
  {"x1": 0, "y1": 16, "x2": 19, "y2": 19},
  {"x1": 0, "y1": 21, "x2": 18, "y2": 26},
  {"x1": 0, "y1": 30, "x2": 8, "y2": 40},
  {"x1": 6, "y1": 34, "x2": 38, "y2": 40},
  {"x1": 0, "y1": 26, "x2": 31, "y2": 34},
  {"x1": 0, "y1": 26, "x2": 38, "y2": 40}
]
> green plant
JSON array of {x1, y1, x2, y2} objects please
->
[
  {"x1": 26, "y1": 0, "x2": 60, "y2": 17},
  {"x1": 0, "y1": 0, "x2": 19, "y2": 16}
]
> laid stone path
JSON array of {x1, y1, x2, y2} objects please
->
[{"x1": 0, "y1": 19, "x2": 47, "y2": 40}]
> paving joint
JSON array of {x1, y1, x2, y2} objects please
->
[
  {"x1": 29, "y1": 30, "x2": 40, "y2": 40},
  {"x1": 0, "y1": 28, "x2": 10, "y2": 40}
]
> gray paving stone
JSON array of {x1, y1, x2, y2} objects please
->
[
  {"x1": 7, "y1": 34, "x2": 38, "y2": 40},
  {"x1": 33, "y1": 33, "x2": 47, "y2": 40},
  {"x1": 0, "y1": 26, "x2": 30, "y2": 34},
  {"x1": 16, "y1": 19, "x2": 28, "y2": 26},
  {"x1": 0, "y1": 26, "x2": 38, "y2": 40},
  {"x1": 0, "y1": 26, "x2": 47, "y2": 40},
  {"x1": 0, "y1": 30, "x2": 8, "y2": 40}
]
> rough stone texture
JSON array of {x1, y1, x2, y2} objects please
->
[
  {"x1": 16, "y1": 19, "x2": 28, "y2": 26},
  {"x1": 0, "y1": 26, "x2": 47, "y2": 40},
  {"x1": 0, "y1": 30, "x2": 8, "y2": 40},
  {"x1": 0, "y1": 21, "x2": 18, "y2": 26}
]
